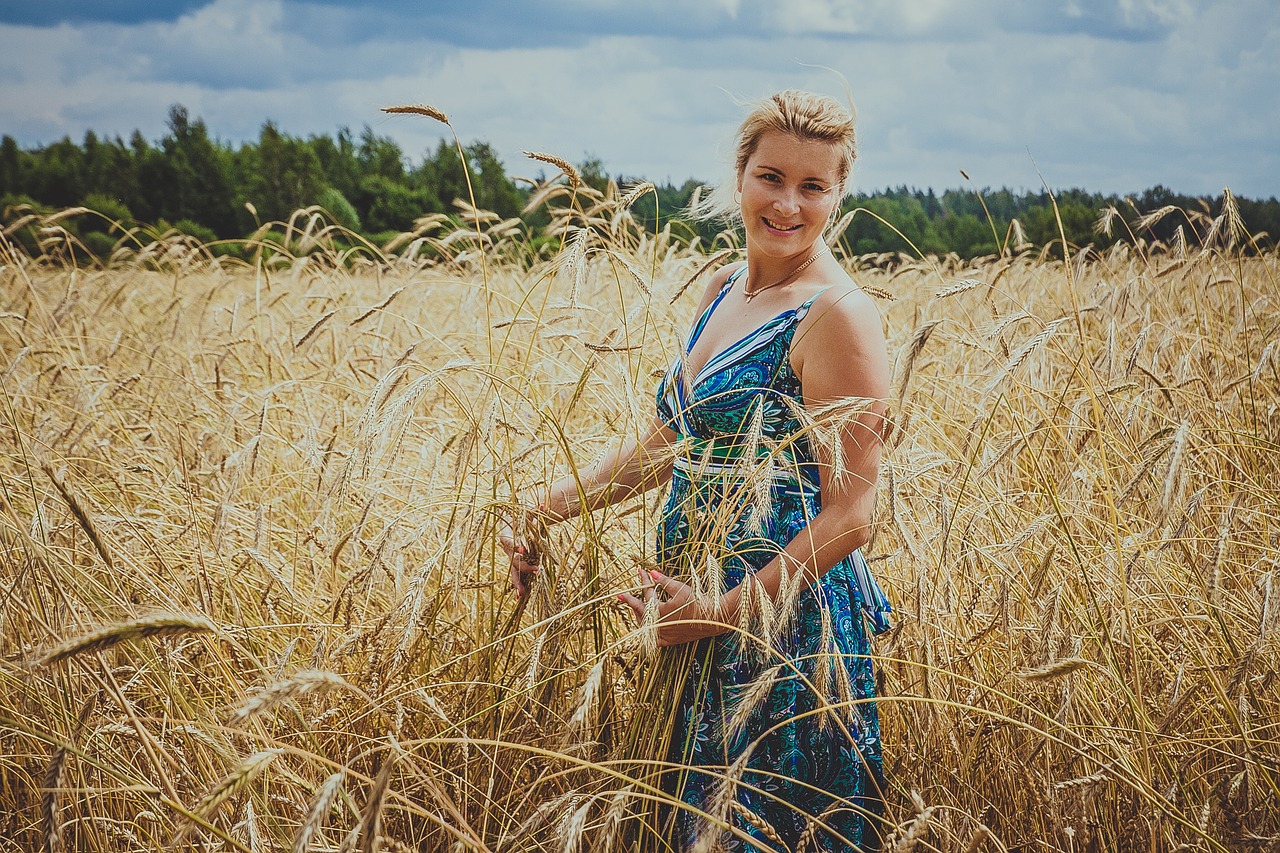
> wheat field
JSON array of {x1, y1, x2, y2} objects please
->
[{"x1": 1, "y1": 181, "x2": 1278, "y2": 852}]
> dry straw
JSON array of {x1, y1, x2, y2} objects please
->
[{"x1": 358, "y1": 741, "x2": 399, "y2": 853}]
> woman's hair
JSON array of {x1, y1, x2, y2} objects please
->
[{"x1": 690, "y1": 89, "x2": 858, "y2": 225}]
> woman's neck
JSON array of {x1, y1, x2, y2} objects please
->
[{"x1": 742, "y1": 241, "x2": 829, "y2": 297}]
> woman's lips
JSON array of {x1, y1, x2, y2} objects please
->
[{"x1": 763, "y1": 217, "x2": 801, "y2": 233}]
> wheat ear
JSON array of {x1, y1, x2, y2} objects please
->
[
  {"x1": 293, "y1": 772, "x2": 345, "y2": 853},
  {"x1": 523, "y1": 151, "x2": 582, "y2": 188},
  {"x1": 34, "y1": 613, "x2": 215, "y2": 667},
  {"x1": 359, "y1": 739, "x2": 400, "y2": 853},
  {"x1": 232, "y1": 670, "x2": 355, "y2": 722},
  {"x1": 1016, "y1": 657, "x2": 1091, "y2": 680},
  {"x1": 44, "y1": 464, "x2": 113, "y2": 569},
  {"x1": 382, "y1": 104, "x2": 450, "y2": 124},
  {"x1": 173, "y1": 749, "x2": 283, "y2": 843}
]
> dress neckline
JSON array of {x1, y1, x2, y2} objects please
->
[{"x1": 681, "y1": 266, "x2": 825, "y2": 394}]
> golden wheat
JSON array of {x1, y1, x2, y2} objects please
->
[{"x1": 0, "y1": 189, "x2": 1276, "y2": 851}]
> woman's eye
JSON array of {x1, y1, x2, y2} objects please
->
[
  {"x1": 757, "y1": 172, "x2": 780, "y2": 183},
  {"x1": 803, "y1": 183, "x2": 828, "y2": 193}
]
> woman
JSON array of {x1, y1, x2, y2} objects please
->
[{"x1": 503, "y1": 90, "x2": 892, "y2": 851}]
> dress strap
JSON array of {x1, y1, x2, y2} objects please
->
[
  {"x1": 793, "y1": 286, "x2": 832, "y2": 323},
  {"x1": 685, "y1": 264, "x2": 746, "y2": 352}
]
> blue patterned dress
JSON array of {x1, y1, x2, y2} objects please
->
[{"x1": 653, "y1": 266, "x2": 892, "y2": 852}]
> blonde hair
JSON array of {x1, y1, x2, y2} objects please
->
[{"x1": 691, "y1": 89, "x2": 858, "y2": 225}]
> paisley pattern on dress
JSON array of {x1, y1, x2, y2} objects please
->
[{"x1": 653, "y1": 266, "x2": 890, "y2": 852}]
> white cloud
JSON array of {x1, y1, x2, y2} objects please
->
[
  {"x1": 758, "y1": 0, "x2": 969, "y2": 37},
  {"x1": 0, "y1": 0, "x2": 1276, "y2": 197}
]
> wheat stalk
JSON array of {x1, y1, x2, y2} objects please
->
[
  {"x1": 351, "y1": 287, "x2": 405, "y2": 326},
  {"x1": 41, "y1": 745, "x2": 67, "y2": 853},
  {"x1": 725, "y1": 662, "x2": 785, "y2": 744},
  {"x1": 985, "y1": 317, "x2": 1067, "y2": 395},
  {"x1": 295, "y1": 309, "x2": 336, "y2": 350},
  {"x1": 1017, "y1": 657, "x2": 1091, "y2": 680},
  {"x1": 963, "y1": 823, "x2": 992, "y2": 852},
  {"x1": 566, "y1": 656, "x2": 606, "y2": 736},
  {"x1": 43, "y1": 464, "x2": 112, "y2": 569},
  {"x1": 670, "y1": 249, "x2": 737, "y2": 303},
  {"x1": 618, "y1": 181, "x2": 655, "y2": 210},
  {"x1": 556, "y1": 797, "x2": 593, "y2": 853},
  {"x1": 886, "y1": 790, "x2": 935, "y2": 852},
  {"x1": 935, "y1": 278, "x2": 985, "y2": 299},
  {"x1": 358, "y1": 739, "x2": 400, "y2": 853},
  {"x1": 730, "y1": 800, "x2": 785, "y2": 848},
  {"x1": 895, "y1": 320, "x2": 941, "y2": 402}
]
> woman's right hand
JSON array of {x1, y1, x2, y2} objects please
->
[{"x1": 498, "y1": 512, "x2": 543, "y2": 598}]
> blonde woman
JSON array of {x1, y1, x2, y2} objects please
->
[{"x1": 504, "y1": 90, "x2": 892, "y2": 850}]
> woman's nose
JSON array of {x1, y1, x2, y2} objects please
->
[{"x1": 773, "y1": 187, "x2": 800, "y2": 215}]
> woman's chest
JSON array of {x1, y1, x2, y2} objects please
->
[{"x1": 678, "y1": 338, "x2": 804, "y2": 439}]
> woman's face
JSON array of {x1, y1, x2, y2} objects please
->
[{"x1": 737, "y1": 130, "x2": 843, "y2": 259}]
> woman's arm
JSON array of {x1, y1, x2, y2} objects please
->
[
  {"x1": 620, "y1": 286, "x2": 890, "y2": 644},
  {"x1": 503, "y1": 415, "x2": 678, "y2": 595},
  {"x1": 537, "y1": 415, "x2": 680, "y2": 523},
  {"x1": 504, "y1": 262, "x2": 742, "y2": 595}
]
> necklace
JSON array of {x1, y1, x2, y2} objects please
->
[{"x1": 742, "y1": 244, "x2": 831, "y2": 302}]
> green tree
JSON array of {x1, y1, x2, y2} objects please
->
[
  {"x1": 159, "y1": 105, "x2": 236, "y2": 235},
  {"x1": 0, "y1": 136, "x2": 20, "y2": 196},
  {"x1": 243, "y1": 121, "x2": 324, "y2": 223},
  {"x1": 26, "y1": 137, "x2": 84, "y2": 208},
  {"x1": 358, "y1": 126, "x2": 406, "y2": 181},
  {"x1": 359, "y1": 175, "x2": 440, "y2": 234},
  {"x1": 310, "y1": 127, "x2": 361, "y2": 200},
  {"x1": 318, "y1": 186, "x2": 360, "y2": 232},
  {"x1": 578, "y1": 155, "x2": 610, "y2": 194},
  {"x1": 413, "y1": 139, "x2": 467, "y2": 213},
  {"x1": 465, "y1": 142, "x2": 521, "y2": 217}
]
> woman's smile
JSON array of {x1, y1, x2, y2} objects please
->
[{"x1": 763, "y1": 217, "x2": 802, "y2": 233}]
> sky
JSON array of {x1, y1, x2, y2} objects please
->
[{"x1": 0, "y1": 0, "x2": 1277, "y2": 198}]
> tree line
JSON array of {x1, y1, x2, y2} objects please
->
[{"x1": 3, "y1": 105, "x2": 1277, "y2": 261}]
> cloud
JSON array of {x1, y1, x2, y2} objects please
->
[
  {"x1": 0, "y1": 0, "x2": 1276, "y2": 197},
  {"x1": 1000, "y1": 0, "x2": 1194, "y2": 42},
  {"x1": 0, "y1": 0, "x2": 209, "y2": 27}
]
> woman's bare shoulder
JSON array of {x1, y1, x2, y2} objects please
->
[
  {"x1": 803, "y1": 277, "x2": 884, "y2": 340},
  {"x1": 793, "y1": 277, "x2": 890, "y2": 396}
]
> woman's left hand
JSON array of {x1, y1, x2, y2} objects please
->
[{"x1": 616, "y1": 568, "x2": 725, "y2": 647}]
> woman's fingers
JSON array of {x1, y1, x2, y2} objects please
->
[
  {"x1": 616, "y1": 591, "x2": 645, "y2": 622},
  {"x1": 511, "y1": 564, "x2": 537, "y2": 597},
  {"x1": 500, "y1": 519, "x2": 543, "y2": 596},
  {"x1": 508, "y1": 543, "x2": 539, "y2": 597},
  {"x1": 618, "y1": 571, "x2": 720, "y2": 646},
  {"x1": 647, "y1": 569, "x2": 690, "y2": 599}
]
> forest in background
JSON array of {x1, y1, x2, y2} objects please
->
[{"x1": 3, "y1": 104, "x2": 1278, "y2": 261}]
